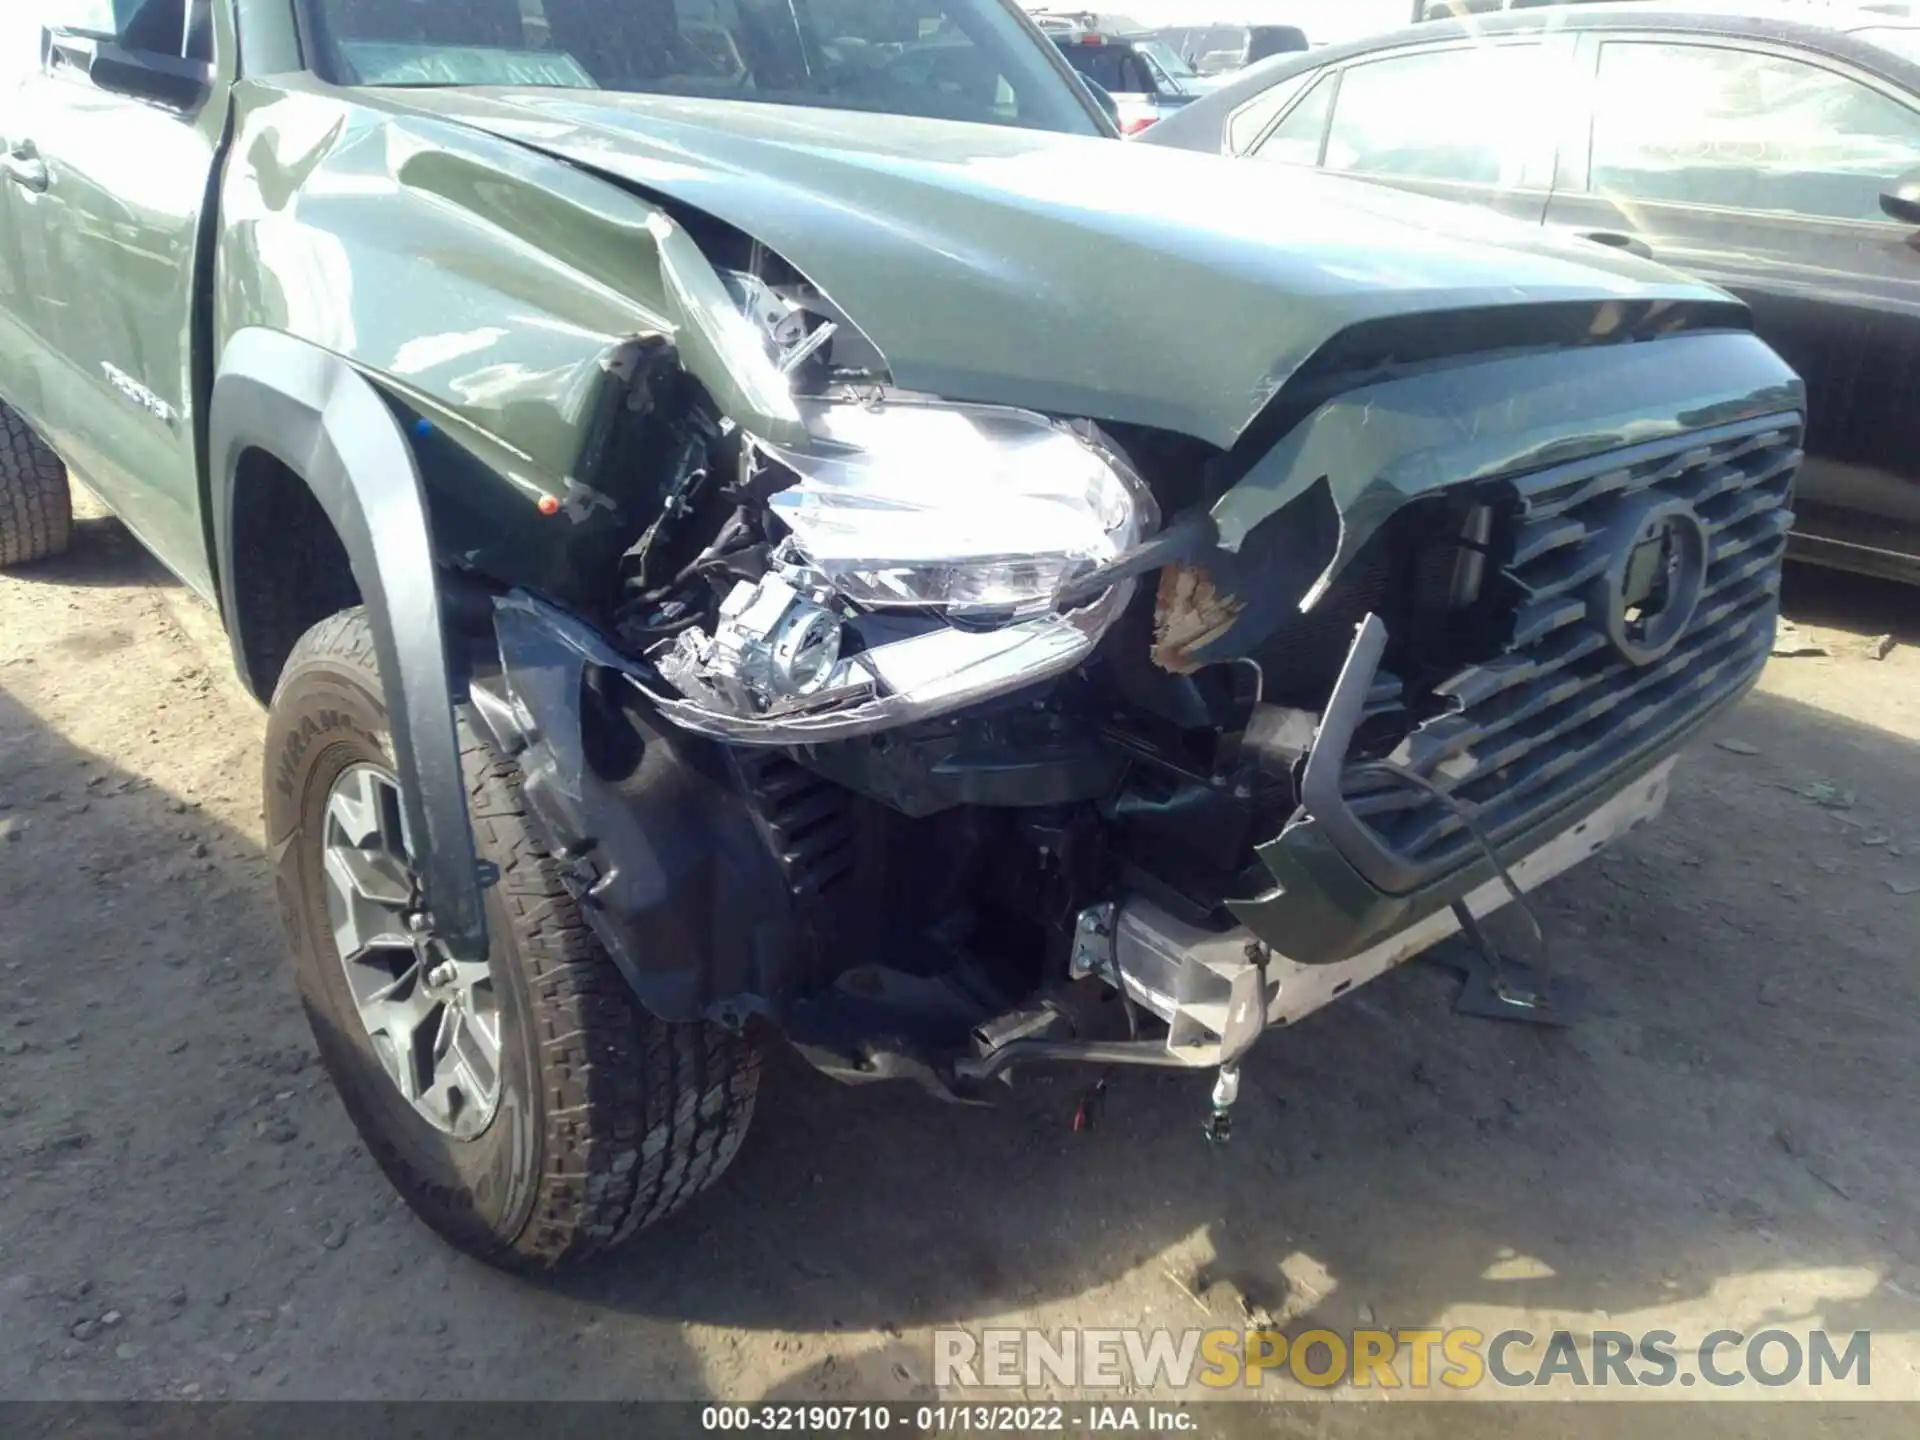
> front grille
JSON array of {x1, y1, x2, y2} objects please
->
[{"x1": 1345, "y1": 414, "x2": 1802, "y2": 870}]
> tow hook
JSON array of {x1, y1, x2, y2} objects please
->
[
  {"x1": 959, "y1": 905, "x2": 1277, "y2": 1139},
  {"x1": 1204, "y1": 939, "x2": 1269, "y2": 1146},
  {"x1": 1204, "y1": 1063, "x2": 1240, "y2": 1145}
]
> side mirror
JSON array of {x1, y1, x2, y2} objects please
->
[
  {"x1": 1883, "y1": 170, "x2": 1920, "y2": 226},
  {"x1": 45, "y1": 28, "x2": 211, "y2": 111}
]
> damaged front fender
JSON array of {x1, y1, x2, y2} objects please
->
[{"x1": 219, "y1": 79, "x2": 825, "y2": 605}]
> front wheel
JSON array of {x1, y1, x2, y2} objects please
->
[
  {"x1": 264, "y1": 609, "x2": 759, "y2": 1268},
  {"x1": 0, "y1": 403, "x2": 71, "y2": 567}
]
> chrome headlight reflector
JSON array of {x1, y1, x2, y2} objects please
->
[
  {"x1": 765, "y1": 399, "x2": 1147, "y2": 618},
  {"x1": 649, "y1": 399, "x2": 1150, "y2": 744}
]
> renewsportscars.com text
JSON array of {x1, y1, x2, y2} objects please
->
[{"x1": 933, "y1": 1326, "x2": 1873, "y2": 1391}]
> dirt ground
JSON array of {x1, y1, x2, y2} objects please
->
[{"x1": 3, "y1": 491, "x2": 1919, "y2": 1409}]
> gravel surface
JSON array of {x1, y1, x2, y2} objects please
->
[{"x1": 3, "y1": 496, "x2": 1918, "y2": 1405}]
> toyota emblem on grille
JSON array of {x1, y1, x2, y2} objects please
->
[{"x1": 1585, "y1": 494, "x2": 1710, "y2": 667}]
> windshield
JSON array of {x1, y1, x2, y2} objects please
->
[
  {"x1": 298, "y1": 0, "x2": 1104, "y2": 133},
  {"x1": 1135, "y1": 38, "x2": 1195, "y2": 80}
]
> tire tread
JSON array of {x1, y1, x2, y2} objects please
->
[
  {"x1": 0, "y1": 404, "x2": 72, "y2": 568},
  {"x1": 276, "y1": 610, "x2": 758, "y2": 1269}
]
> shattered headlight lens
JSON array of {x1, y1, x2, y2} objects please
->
[{"x1": 763, "y1": 399, "x2": 1145, "y2": 617}]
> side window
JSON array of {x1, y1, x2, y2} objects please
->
[
  {"x1": 1191, "y1": 26, "x2": 1242, "y2": 74},
  {"x1": 41, "y1": 0, "x2": 187, "y2": 57},
  {"x1": 1061, "y1": 46, "x2": 1127, "y2": 94},
  {"x1": 185, "y1": 0, "x2": 211, "y2": 61},
  {"x1": 40, "y1": 1, "x2": 122, "y2": 33},
  {"x1": 1, "y1": 12, "x2": 44, "y2": 81},
  {"x1": 1227, "y1": 70, "x2": 1313, "y2": 155},
  {"x1": 1136, "y1": 49, "x2": 1172, "y2": 94},
  {"x1": 1590, "y1": 41, "x2": 1920, "y2": 222},
  {"x1": 1321, "y1": 43, "x2": 1553, "y2": 186},
  {"x1": 1250, "y1": 70, "x2": 1333, "y2": 167}
]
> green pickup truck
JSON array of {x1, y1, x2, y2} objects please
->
[{"x1": 0, "y1": 0, "x2": 1803, "y2": 1271}]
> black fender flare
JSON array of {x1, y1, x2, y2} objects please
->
[
  {"x1": 470, "y1": 591, "x2": 808, "y2": 1024},
  {"x1": 208, "y1": 327, "x2": 488, "y2": 964}
]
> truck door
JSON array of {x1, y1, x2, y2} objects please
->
[
  {"x1": 0, "y1": 11, "x2": 51, "y2": 415},
  {"x1": 6, "y1": 0, "x2": 226, "y2": 596}
]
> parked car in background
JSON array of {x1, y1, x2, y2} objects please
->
[
  {"x1": 1031, "y1": 10, "x2": 1208, "y2": 130},
  {"x1": 1153, "y1": 22, "x2": 1311, "y2": 75},
  {"x1": 1418, "y1": 0, "x2": 1913, "y2": 14},
  {"x1": 1418, "y1": 0, "x2": 1652, "y2": 17},
  {"x1": 1144, "y1": 3, "x2": 1920, "y2": 582}
]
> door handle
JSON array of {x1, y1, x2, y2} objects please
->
[
  {"x1": 1577, "y1": 229, "x2": 1653, "y2": 261},
  {"x1": 2, "y1": 141, "x2": 49, "y2": 194}
]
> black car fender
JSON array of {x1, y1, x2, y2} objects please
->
[{"x1": 208, "y1": 326, "x2": 489, "y2": 966}]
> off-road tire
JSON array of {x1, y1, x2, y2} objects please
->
[
  {"x1": 0, "y1": 403, "x2": 71, "y2": 567},
  {"x1": 265, "y1": 608, "x2": 760, "y2": 1269}
]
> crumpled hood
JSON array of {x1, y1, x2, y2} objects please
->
[{"x1": 377, "y1": 90, "x2": 1733, "y2": 449}]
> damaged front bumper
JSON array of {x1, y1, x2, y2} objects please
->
[
  {"x1": 980, "y1": 755, "x2": 1675, "y2": 1077},
  {"x1": 1234, "y1": 637, "x2": 1757, "y2": 973},
  {"x1": 459, "y1": 308, "x2": 1802, "y2": 1117}
]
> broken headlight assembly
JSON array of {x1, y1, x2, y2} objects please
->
[
  {"x1": 651, "y1": 396, "x2": 1153, "y2": 743},
  {"x1": 766, "y1": 399, "x2": 1145, "y2": 616}
]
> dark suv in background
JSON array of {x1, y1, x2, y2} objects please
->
[
  {"x1": 1154, "y1": 22, "x2": 1311, "y2": 76},
  {"x1": 1032, "y1": 10, "x2": 1207, "y2": 131},
  {"x1": 1418, "y1": 0, "x2": 1649, "y2": 16}
]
